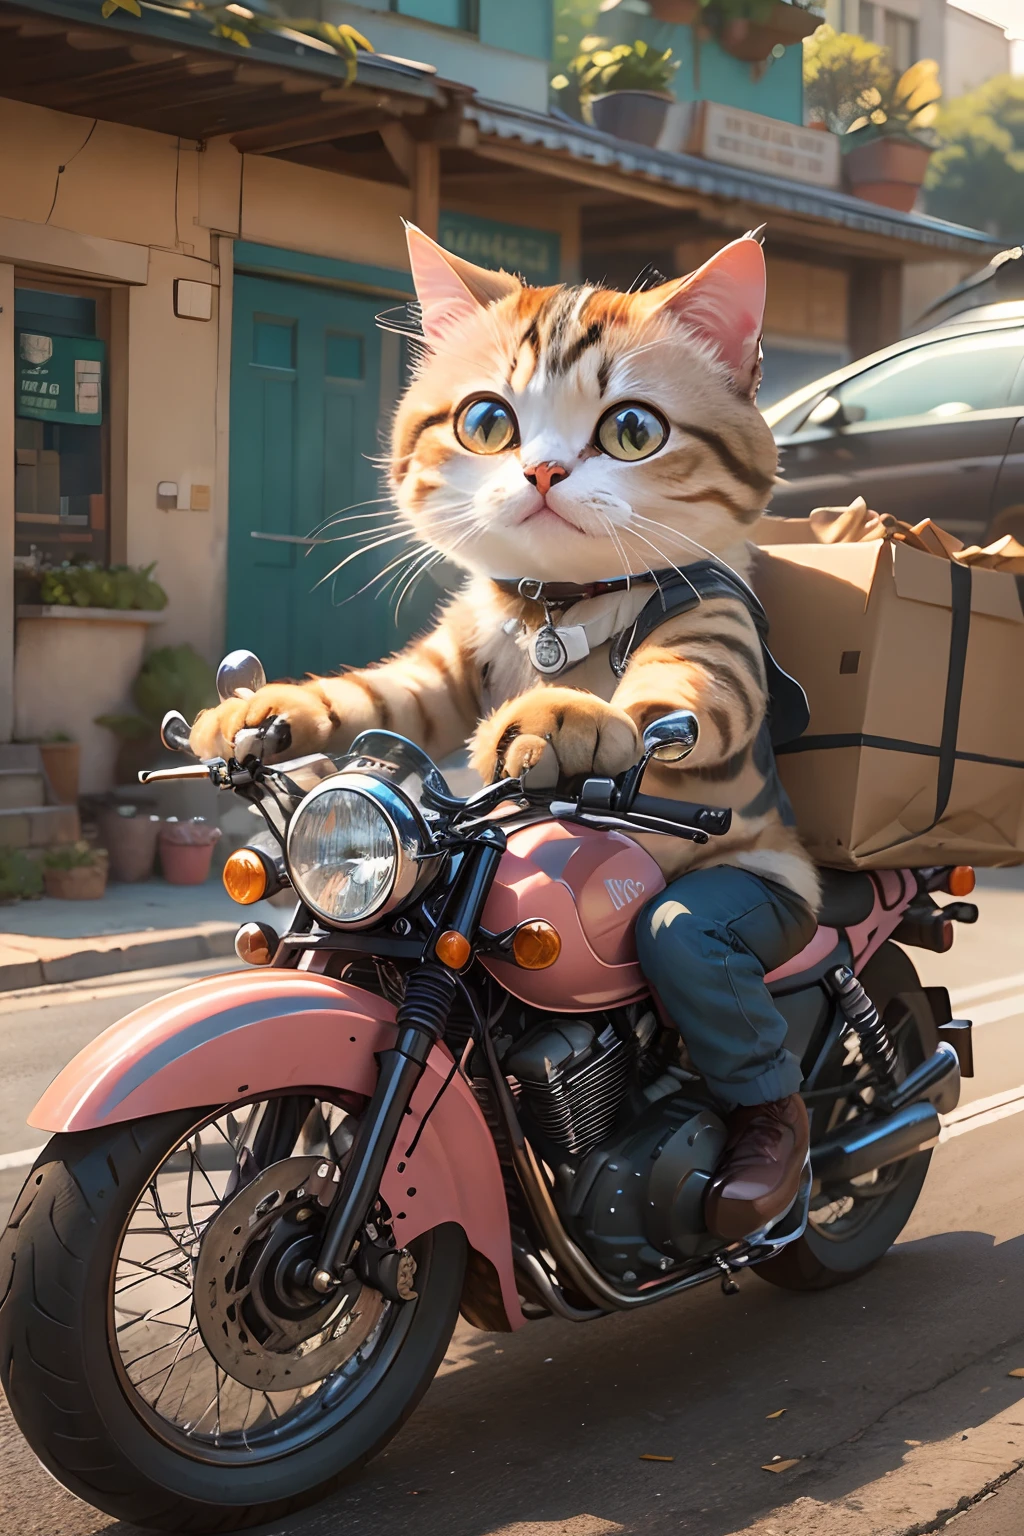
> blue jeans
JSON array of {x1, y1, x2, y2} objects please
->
[{"x1": 636, "y1": 866, "x2": 817, "y2": 1111}]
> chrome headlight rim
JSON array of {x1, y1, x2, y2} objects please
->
[{"x1": 285, "y1": 772, "x2": 429, "y2": 930}]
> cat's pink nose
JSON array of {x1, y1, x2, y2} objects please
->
[{"x1": 524, "y1": 461, "x2": 569, "y2": 497}]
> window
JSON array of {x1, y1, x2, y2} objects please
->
[
  {"x1": 883, "y1": 10, "x2": 917, "y2": 73},
  {"x1": 390, "y1": 0, "x2": 477, "y2": 31},
  {"x1": 858, "y1": 1, "x2": 877, "y2": 40},
  {"x1": 14, "y1": 281, "x2": 110, "y2": 570},
  {"x1": 834, "y1": 330, "x2": 1024, "y2": 426}
]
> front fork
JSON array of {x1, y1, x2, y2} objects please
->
[{"x1": 311, "y1": 829, "x2": 506, "y2": 1291}]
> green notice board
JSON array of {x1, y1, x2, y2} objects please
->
[
  {"x1": 438, "y1": 211, "x2": 561, "y2": 286},
  {"x1": 17, "y1": 330, "x2": 105, "y2": 425}
]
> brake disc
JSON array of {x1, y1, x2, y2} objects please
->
[{"x1": 194, "y1": 1155, "x2": 387, "y2": 1390}]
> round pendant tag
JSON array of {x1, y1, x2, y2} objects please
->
[{"x1": 530, "y1": 625, "x2": 568, "y2": 676}]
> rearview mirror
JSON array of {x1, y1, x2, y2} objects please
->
[
  {"x1": 217, "y1": 650, "x2": 266, "y2": 702},
  {"x1": 641, "y1": 710, "x2": 699, "y2": 764},
  {"x1": 805, "y1": 395, "x2": 866, "y2": 431}
]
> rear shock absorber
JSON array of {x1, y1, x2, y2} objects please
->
[{"x1": 829, "y1": 965, "x2": 899, "y2": 1086}]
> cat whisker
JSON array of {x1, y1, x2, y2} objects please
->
[{"x1": 316, "y1": 529, "x2": 413, "y2": 589}]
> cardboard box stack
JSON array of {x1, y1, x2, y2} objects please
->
[{"x1": 753, "y1": 514, "x2": 1024, "y2": 870}]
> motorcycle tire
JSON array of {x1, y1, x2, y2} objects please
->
[
  {"x1": 0, "y1": 1108, "x2": 467, "y2": 1533},
  {"x1": 755, "y1": 941, "x2": 938, "y2": 1293}
]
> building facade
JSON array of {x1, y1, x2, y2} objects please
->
[{"x1": 0, "y1": 0, "x2": 998, "y2": 788}]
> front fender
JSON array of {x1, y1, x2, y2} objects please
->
[{"x1": 31, "y1": 968, "x2": 524, "y2": 1330}]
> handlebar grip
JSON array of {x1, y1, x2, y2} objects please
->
[{"x1": 628, "y1": 793, "x2": 732, "y2": 837}]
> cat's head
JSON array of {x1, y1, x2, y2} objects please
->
[{"x1": 390, "y1": 225, "x2": 777, "y2": 584}]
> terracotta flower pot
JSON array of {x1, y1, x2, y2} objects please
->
[
  {"x1": 650, "y1": 0, "x2": 699, "y2": 22},
  {"x1": 43, "y1": 861, "x2": 108, "y2": 900},
  {"x1": 39, "y1": 741, "x2": 80, "y2": 806},
  {"x1": 843, "y1": 136, "x2": 933, "y2": 212},
  {"x1": 97, "y1": 808, "x2": 161, "y2": 882},
  {"x1": 716, "y1": 3, "x2": 820, "y2": 62},
  {"x1": 159, "y1": 837, "x2": 217, "y2": 886},
  {"x1": 589, "y1": 90, "x2": 675, "y2": 147}
]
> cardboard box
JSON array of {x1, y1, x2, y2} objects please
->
[{"x1": 752, "y1": 539, "x2": 1024, "y2": 869}]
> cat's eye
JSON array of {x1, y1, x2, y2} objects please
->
[
  {"x1": 596, "y1": 402, "x2": 667, "y2": 462},
  {"x1": 454, "y1": 395, "x2": 519, "y2": 455}
]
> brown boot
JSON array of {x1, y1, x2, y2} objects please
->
[{"x1": 704, "y1": 1095, "x2": 809, "y2": 1241}]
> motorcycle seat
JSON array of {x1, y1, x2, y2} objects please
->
[{"x1": 816, "y1": 867, "x2": 876, "y2": 928}]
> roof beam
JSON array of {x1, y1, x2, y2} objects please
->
[{"x1": 231, "y1": 94, "x2": 426, "y2": 155}]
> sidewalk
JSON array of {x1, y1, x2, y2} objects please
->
[{"x1": 0, "y1": 878, "x2": 284, "y2": 991}]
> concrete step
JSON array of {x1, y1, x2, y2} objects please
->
[
  {"x1": 0, "y1": 770, "x2": 46, "y2": 811},
  {"x1": 0, "y1": 804, "x2": 80, "y2": 849}
]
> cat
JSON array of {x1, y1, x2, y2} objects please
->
[{"x1": 191, "y1": 224, "x2": 819, "y2": 910}]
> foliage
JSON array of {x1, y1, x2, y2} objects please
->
[
  {"x1": 43, "y1": 840, "x2": 107, "y2": 871},
  {"x1": 803, "y1": 26, "x2": 939, "y2": 144},
  {"x1": 96, "y1": 0, "x2": 373, "y2": 80},
  {"x1": 924, "y1": 76, "x2": 1024, "y2": 240},
  {"x1": 846, "y1": 56, "x2": 941, "y2": 144},
  {"x1": 96, "y1": 645, "x2": 217, "y2": 741},
  {"x1": 0, "y1": 848, "x2": 43, "y2": 901},
  {"x1": 39, "y1": 561, "x2": 168, "y2": 612},
  {"x1": 554, "y1": 38, "x2": 679, "y2": 105},
  {"x1": 803, "y1": 25, "x2": 891, "y2": 134}
]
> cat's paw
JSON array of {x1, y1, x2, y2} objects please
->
[
  {"x1": 471, "y1": 687, "x2": 639, "y2": 786},
  {"x1": 189, "y1": 684, "x2": 338, "y2": 761}
]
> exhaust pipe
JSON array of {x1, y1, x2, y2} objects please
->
[{"x1": 812, "y1": 1044, "x2": 960, "y2": 1184}]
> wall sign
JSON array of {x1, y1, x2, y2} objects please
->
[
  {"x1": 16, "y1": 330, "x2": 106, "y2": 425},
  {"x1": 693, "y1": 102, "x2": 840, "y2": 189},
  {"x1": 439, "y1": 211, "x2": 562, "y2": 286}
]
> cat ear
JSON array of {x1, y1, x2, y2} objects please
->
[
  {"x1": 646, "y1": 236, "x2": 766, "y2": 397},
  {"x1": 404, "y1": 223, "x2": 522, "y2": 347}
]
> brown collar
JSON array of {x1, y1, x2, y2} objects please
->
[{"x1": 492, "y1": 573, "x2": 659, "y2": 608}]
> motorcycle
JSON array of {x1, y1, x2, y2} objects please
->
[{"x1": 0, "y1": 649, "x2": 978, "y2": 1532}]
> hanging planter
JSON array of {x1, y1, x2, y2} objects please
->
[
  {"x1": 714, "y1": 3, "x2": 821, "y2": 63},
  {"x1": 649, "y1": 0, "x2": 700, "y2": 21}
]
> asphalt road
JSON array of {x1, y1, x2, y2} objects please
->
[{"x1": 0, "y1": 873, "x2": 1023, "y2": 1536}]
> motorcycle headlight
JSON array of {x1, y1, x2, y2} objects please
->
[{"x1": 286, "y1": 774, "x2": 427, "y2": 927}]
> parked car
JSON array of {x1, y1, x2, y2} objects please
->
[{"x1": 763, "y1": 301, "x2": 1024, "y2": 546}]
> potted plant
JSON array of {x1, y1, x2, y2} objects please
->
[
  {"x1": 14, "y1": 561, "x2": 169, "y2": 796},
  {"x1": 37, "y1": 733, "x2": 80, "y2": 806},
  {"x1": 842, "y1": 57, "x2": 942, "y2": 211},
  {"x1": 0, "y1": 848, "x2": 43, "y2": 907},
  {"x1": 803, "y1": 25, "x2": 891, "y2": 133},
  {"x1": 96, "y1": 644, "x2": 217, "y2": 785},
  {"x1": 650, "y1": 0, "x2": 700, "y2": 21},
  {"x1": 96, "y1": 804, "x2": 162, "y2": 883},
  {"x1": 701, "y1": 0, "x2": 821, "y2": 64},
  {"x1": 573, "y1": 39, "x2": 681, "y2": 146},
  {"x1": 42, "y1": 842, "x2": 109, "y2": 901},
  {"x1": 159, "y1": 818, "x2": 222, "y2": 886}
]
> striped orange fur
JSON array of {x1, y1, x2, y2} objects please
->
[{"x1": 192, "y1": 225, "x2": 818, "y2": 910}]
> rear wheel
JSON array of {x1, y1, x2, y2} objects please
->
[
  {"x1": 756, "y1": 942, "x2": 937, "y2": 1292},
  {"x1": 0, "y1": 1096, "x2": 466, "y2": 1532}
]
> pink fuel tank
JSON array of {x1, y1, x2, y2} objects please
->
[{"x1": 480, "y1": 820, "x2": 665, "y2": 1011}]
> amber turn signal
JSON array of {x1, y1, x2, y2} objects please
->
[
  {"x1": 511, "y1": 920, "x2": 561, "y2": 970},
  {"x1": 948, "y1": 865, "x2": 976, "y2": 897},
  {"x1": 234, "y1": 921, "x2": 276, "y2": 966},
  {"x1": 223, "y1": 848, "x2": 268, "y2": 905},
  {"x1": 435, "y1": 929, "x2": 472, "y2": 969}
]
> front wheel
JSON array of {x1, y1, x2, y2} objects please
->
[
  {"x1": 0, "y1": 1097, "x2": 466, "y2": 1532},
  {"x1": 756, "y1": 942, "x2": 938, "y2": 1292}
]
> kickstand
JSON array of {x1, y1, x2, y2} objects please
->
[{"x1": 715, "y1": 1255, "x2": 740, "y2": 1295}]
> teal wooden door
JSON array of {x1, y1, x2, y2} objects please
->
[{"x1": 228, "y1": 275, "x2": 424, "y2": 681}]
